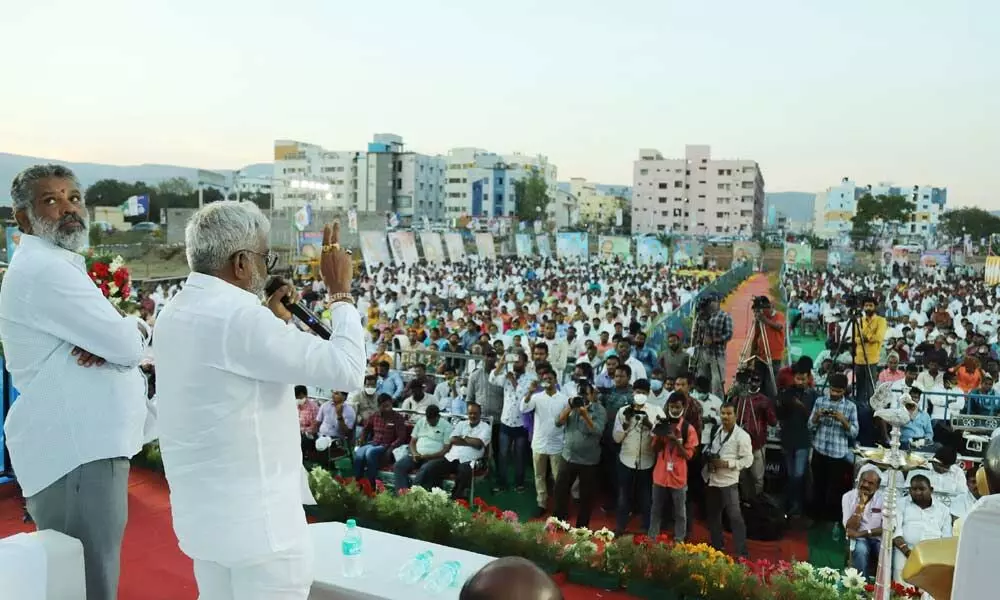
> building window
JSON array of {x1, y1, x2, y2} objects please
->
[
  {"x1": 640, "y1": 169, "x2": 648, "y2": 175},
  {"x1": 698, "y1": 194, "x2": 705, "y2": 198},
  {"x1": 673, "y1": 181, "x2": 682, "y2": 188},
  {"x1": 742, "y1": 182, "x2": 753, "y2": 189},
  {"x1": 497, "y1": 178, "x2": 504, "y2": 185},
  {"x1": 673, "y1": 208, "x2": 683, "y2": 217},
  {"x1": 657, "y1": 225, "x2": 666, "y2": 231},
  {"x1": 483, "y1": 193, "x2": 489, "y2": 201},
  {"x1": 659, "y1": 197, "x2": 667, "y2": 204},
  {"x1": 658, "y1": 183, "x2": 667, "y2": 189},
  {"x1": 662, "y1": 210, "x2": 669, "y2": 216}
]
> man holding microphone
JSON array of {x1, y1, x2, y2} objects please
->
[{"x1": 154, "y1": 202, "x2": 366, "y2": 600}]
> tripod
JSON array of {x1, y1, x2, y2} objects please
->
[
  {"x1": 831, "y1": 309, "x2": 877, "y2": 405},
  {"x1": 735, "y1": 312, "x2": 778, "y2": 399}
]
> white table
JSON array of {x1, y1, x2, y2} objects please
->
[{"x1": 308, "y1": 521, "x2": 495, "y2": 600}]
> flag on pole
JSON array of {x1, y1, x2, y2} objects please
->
[
  {"x1": 294, "y1": 203, "x2": 313, "y2": 232},
  {"x1": 120, "y1": 195, "x2": 149, "y2": 217}
]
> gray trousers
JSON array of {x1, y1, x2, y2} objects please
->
[
  {"x1": 648, "y1": 484, "x2": 687, "y2": 541},
  {"x1": 26, "y1": 458, "x2": 130, "y2": 600},
  {"x1": 696, "y1": 353, "x2": 727, "y2": 398},
  {"x1": 707, "y1": 483, "x2": 748, "y2": 557}
]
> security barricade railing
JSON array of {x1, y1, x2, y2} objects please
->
[{"x1": 647, "y1": 262, "x2": 753, "y2": 355}]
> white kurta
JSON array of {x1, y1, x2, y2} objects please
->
[
  {"x1": 154, "y1": 273, "x2": 366, "y2": 565},
  {"x1": 0, "y1": 234, "x2": 150, "y2": 497}
]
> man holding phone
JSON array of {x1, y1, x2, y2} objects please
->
[
  {"x1": 807, "y1": 373, "x2": 859, "y2": 522},
  {"x1": 552, "y1": 377, "x2": 606, "y2": 527}
]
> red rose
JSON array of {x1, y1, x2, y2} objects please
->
[
  {"x1": 98, "y1": 283, "x2": 110, "y2": 298},
  {"x1": 92, "y1": 262, "x2": 110, "y2": 278},
  {"x1": 455, "y1": 498, "x2": 469, "y2": 509},
  {"x1": 120, "y1": 285, "x2": 131, "y2": 298},
  {"x1": 113, "y1": 268, "x2": 129, "y2": 288}
]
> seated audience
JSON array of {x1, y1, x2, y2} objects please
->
[
  {"x1": 393, "y1": 405, "x2": 452, "y2": 493},
  {"x1": 423, "y1": 403, "x2": 492, "y2": 500},
  {"x1": 842, "y1": 465, "x2": 884, "y2": 577}
]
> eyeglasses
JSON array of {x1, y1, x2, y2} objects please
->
[{"x1": 235, "y1": 249, "x2": 278, "y2": 273}]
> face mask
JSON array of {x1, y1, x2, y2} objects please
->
[
  {"x1": 297, "y1": 397, "x2": 307, "y2": 406},
  {"x1": 668, "y1": 407, "x2": 684, "y2": 419},
  {"x1": 650, "y1": 379, "x2": 664, "y2": 393},
  {"x1": 633, "y1": 394, "x2": 648, "y2": 407}
]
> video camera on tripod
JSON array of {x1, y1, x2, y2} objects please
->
[{"x1": 751, "y1": 295, "x2": 771, "y2": 311}]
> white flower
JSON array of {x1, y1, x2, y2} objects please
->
[
  {"x1": 816, "y1": 566, "x2": 840, "y2": 583},
  {"x1": 109, "y1": 282, "x2": 119, "y2": 295},
  {"x1": 429, "y1": 487, "x2": 450, "y2": 500},
  {"x1": 792, "y1": 561, "x2": 815, "y2": 578},
  {"x1": 840, "y1": 567, "x2": 866, "y2": 591},
  {"x1": 570, "y1": 527, "x2": 592, "y2": 539},
  {"x1": 451, "y1": 522, "x2": 469, "y2": 533},
  {"x1": 545, "y1": 516, "x2": 571, "y2": 531},
  {"x1": 593, "y1": 527, "x2": 615, "y2": 542},
  {"x1": 110, "y1": 256, "x2": 125, "y2": 271},
  {"x1": 408, "y1": 485, "x2": 428, "y2": 497}
]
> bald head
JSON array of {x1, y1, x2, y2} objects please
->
[{"x1": 460, "y1": 557, "x2": 563, "y2": 600}]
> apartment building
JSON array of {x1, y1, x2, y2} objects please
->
[
  {"x1": 631, "y1": 145, "x2": 765, "y2": 236},
  {"x1": 272, "y1": 134, "x2": 446, "y2": 222},
  {"x1": 812, "y1": 178, "x2": 948, "y2": 238},
  {"x1": 566, "y1": 177, "x2": 628, "y2": 225},
  {"x1": 444, "y1": 147, "x2": 558, "y2": 221}
]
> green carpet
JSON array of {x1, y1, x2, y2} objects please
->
[{"x1": 789, "y1": 330, "x2": 827, "y2": 364}]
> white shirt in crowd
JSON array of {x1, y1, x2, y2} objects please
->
[
  {"x1": 154, "y1": 273, "x2": 366, "y2": 564},
  {"x1": 893, "y1": 496, "x2": 952, "y2": 581},
  {"x1": 612, "y1": 404, "x2": 666, "y2": 470},
  {"x1": 0, "y1": 234, "x2": 151, "y2": 496},
  {"x1": 522, "y1": 389, "x2": 568, "y2": 455},
  {"x1": 401, "y1": 394, "x2": 435, "y2": 413},
  {"x1": 702, "y1": 424, "x2": 754, "y2": 488},
  {"x1": 624, "y1": 356, "x2": 648, "y2": 384},
  {"x1": 924, "y1": 384, "x2": 964, "y2": 420},
  {"x1": 693, "y1": 391, "x2": 724, "y2": 445},
  {"x1": 444, "y1": 420, "x2": 492, "y2": 464}
]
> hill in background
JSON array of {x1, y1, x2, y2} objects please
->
[
  {"x1": 765, "y1": 192, "x2": 816, "y2": 222},
  {"x1": 0, "y1": 152, "x2": 270, "y2": 204}
]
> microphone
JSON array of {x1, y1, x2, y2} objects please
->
[{"x1": 264, "y1": 276, "x2": 332, "y2": 340}]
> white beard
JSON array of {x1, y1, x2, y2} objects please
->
[{"x1": 29, "y1": 210, "x2": 88, "y2": 252}]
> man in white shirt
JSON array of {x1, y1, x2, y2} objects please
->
[
  {"x1": 892, "y1": 473, "x2": 952, "y2": 583},
  {"x1": 704, "y1": 403, "x2": 753, "y2": 557},
  {"x1": 611, "y1": 380, "x2": 665, "y2": 535},
  {"x1": 422, "y1": 402, "x2": 492, "y2": 500},
  {"x1": 0, "y1": 165, "x2": 152, "y2": 600},
  {"x1": 541, "y1": 321, "x2": 569, "y2": 382},
  {"x1": 521, "y1": 365, "x2": 568, "y2": 516},
  {"x1": 154, "y1": 204, "x2": 366, "y2": 600}
]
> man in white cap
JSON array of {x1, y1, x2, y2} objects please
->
[{"x1": 842, "y1": 464, "x2": 884, "y2": 577}]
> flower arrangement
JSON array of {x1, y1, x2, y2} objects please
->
[
  {"x1": 85, "y1": 252, "x2": 135, "y2": 312},
  {"x1": 306, "y1": 467, "x2": 924, "y2": 600}
]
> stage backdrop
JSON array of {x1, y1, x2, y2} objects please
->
[
  {"x1": 782, "y1": 242, "x2": 813, "y2": 268},
  {"x1": 731, "y1": 241, "x2": 762, "y2": 264},
  {"x1": 598, "y1": 236, "x2": 631, "y2": 261},
  {"x1": 987, "y1": 256, "x2": 1000, "y2": 285},
  {"x1": 297, "y1": 231, "x2": 324, "y2": 259},
  {"x1": 359, "y1": 231, "x2": 392, "y2": 270},
  {"x1": 635, "y1": 237, "x2": 668, "y2": 266},
  {"x1": 515, "y1": 234, "x2": 533, "y2": 258},
  {"x1": 474, "y1": 233, "x2": 496, "y2": 259},
  {"x1": 419, "y1": 232, "x2": 445, "y2": 264},
  {"x1": 536, "y1": 234, "x2": 552, "y2": 258},
  {"x1": 671, "y1": 240, "x2": 704, "y2": 267},
  {"x1": 444, "y1": 232, "x2": 465, "y2": 262},
  {"x1": 556, "y1": 232, "x2": 588, "y2": 261},
  {"x1": 891, "y1": 245, "x2": 915, "y2": 266},
  {"x1": 387, "y1": 231, "x2": 419, "y2": 266}
]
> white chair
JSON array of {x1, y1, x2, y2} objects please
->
[{"x1": 0, "y1": 530, "x2": 86, "y2": 600}]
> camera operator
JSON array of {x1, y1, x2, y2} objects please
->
[
  {"x1": 703, "y1": 403, "x2": 753, "y2": 557},
  {"x1": 648, "y1": 393, "x2": 699, "y2": 540},
  {"x1": 852, "y1": 297, "x2": 887, "y2": 406},
  {"x1": 611, "y1": 379, "x2": 666, "y2": 535},
  {"x1": 693, "y1": 292, "x2": 733, "y2": 398},
  {"x1": 734, "y1": 371, "x2": 777, "y2": 499},
  {"x1": 752, "y1": 296, "x2": 786, "y2": 399},
  {"x1": 552, "y1": 377, "x2": 607, "y2": 528}
]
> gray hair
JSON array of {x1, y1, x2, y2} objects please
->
[
  {"x1": 185, "y1": 201, "x2": 271, "y2": 274},
  {"x1": 10, "y1": 164, "x2": 80, "y2": 211}
]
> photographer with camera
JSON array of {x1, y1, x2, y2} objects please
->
[
  {"x1": 852, "y1": 296, "x2": 887, "y2": 406},
  {"x1": 751, "y1": 295, "x2": 786, "y2": 399},
  {"x1": 693, "y1": 292, "x2": 733, "y2": 398},
  {"x1": 648, "y1": 393, "x2": 699, "y2": 541},
  {"x1": 704, "y1": 403, "x2": 753, "y2": 557},
  {"x1": 552, "y1": 376, "x2": 607, "y2": 528},
  {"x1": 611, "y1": 379, "x2": 666, "y2": 535}
]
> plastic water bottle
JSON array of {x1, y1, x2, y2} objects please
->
[
  {"x1": 341, "y1": 519, "x2": 364, "y2": 577},
  {"x1": 398, "y1": 550, "x2": 434, "y2": 584},
  {"x1": 423, "y1": 560, "x2": 462, "y2": 593}
]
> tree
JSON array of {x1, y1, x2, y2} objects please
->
[
  {"x1": 513, "y1": 171, "x2": 551, "y2": 223},
  {"x1": 939, "y1": 207, "x2": 1000, "y2": 242},
  {"x1": 850, "y1": 193, "x2": 915, "y2": 250},
  {"x1": 156, "y1": 177, "x2": 195, "y2": 196},
  {"x1": 85, "y1": 179, "x2": 134, "y2": 206}
]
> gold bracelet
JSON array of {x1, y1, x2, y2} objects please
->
[{"x1": 328, "y1": 292, "x2": 354, "y2": 305}]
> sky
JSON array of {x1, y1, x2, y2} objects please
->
[{"x1": 1, "y1": 0, "x2": 997, "y2": 207}]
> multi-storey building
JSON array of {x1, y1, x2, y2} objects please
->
[
  {"x1": 631, "y1": 145, "x2": 765, "y2": 236},
  {"x1": 812, "y1": 179, "x2": 948, "y2": 238},
  {"x1": 566, "y1": 178, "x2": 628, "y2": 226},
  {"x1": 272, "y1": 134, "x2": 446, "y2": 223},
  {"x1": 444, "y1": 147, "x2": 558, "y2": 222}
]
